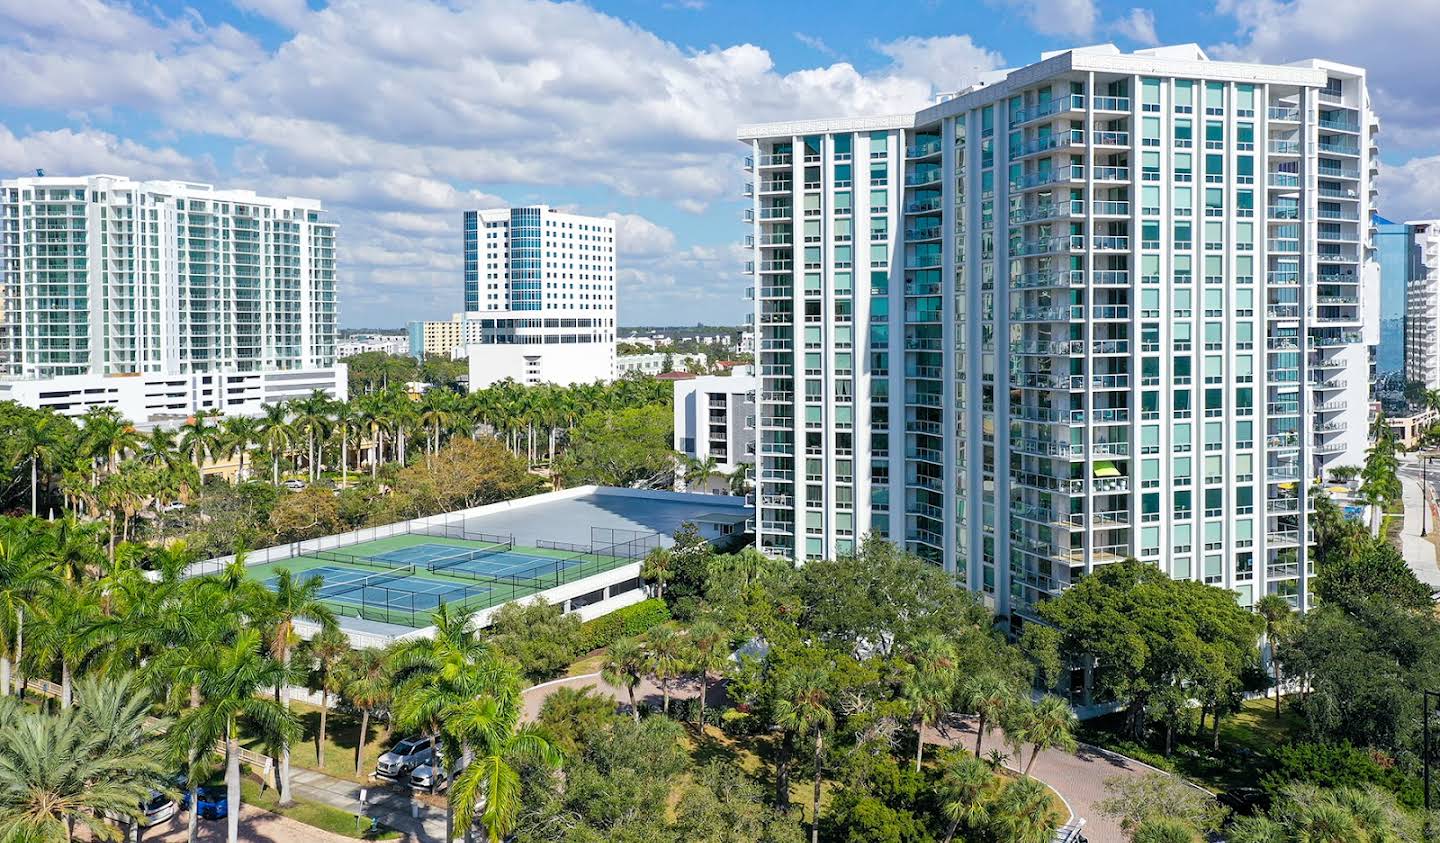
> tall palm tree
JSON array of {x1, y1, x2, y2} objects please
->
[
  {"x1": 449, "y1": 684, "x2": 561, "y2": 843},
  {"x1": 390, "y1": 605, "x2": 494, "y2": 843},
  {"x1": 1255, "y1": 593, "x2": 1294, "y2": 718},
  {"x1": 258, "y1": 402, "x2": 293, "y2": 485},
  {"x1": 23, "y1": 580, "x2": 103, "y2": 708},
  {"x1": 644, "y1": 625, "x2": 687, "y2": 716},
  {"x1": 687, "y1": 618, "x2": 728, "y2": 728},
  {"x1": 303, "y1": 626, "x2": 351, "y2": 768},
  {"x1": 14, "y1": 413, "x2": 61, "y2": 517},
  {"x1": 339, "y1": 646, "x2": 392, "y2": 777},
  {"x1": 331, "y1": 403, "x2": 359, "y2": 487},
  {"x1": 179, "y1": 411, "x2": 223, "y2": 474},
  {"x1": 774, "y1": 665, "x2": 834, "y2": 843},
  {"x1": 219, "y1": 415, "x2": 262, "y2": 483},
  {"x1": 959, "y1": 672, "x2": 1016, "y2": 756},
  {"x1": 172, "y1": 628, "x2": 299, "y2": 843},
  {"x1": 1014, "y1": 695, "x2": 1077, "y2": 776},
  {"x1": 0, "y1": 522, "x2": 58, "y2": 696},
  {"x1": 600, "y1": 636, "x2": 647, "y2": 723},
  {"x1": 258, "y1": 569, "x2": 338, "y2": 806},
  {"x1": 293, "y1": 391, "x2": 335, "y2": 482},
  {"x1": 0, "y1": 675, "x2": 171, "y2": 843},
  {"x1": 80, "y1": 407, "x2": 141, "y2": 478},
  {"x1": 902, "y1": 656, "x2": 956, "y2": 770},
  {"x1": 418, "y1": 390, "x2": 455, "y2": 460}
]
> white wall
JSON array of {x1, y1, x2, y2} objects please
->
[{"x1": 467, "y1": 341, "x2": 614, "y2": 388}]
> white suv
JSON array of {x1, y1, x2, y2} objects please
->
[{"x1": 375, "y1": 736, "x2": 434, "y2": 780}]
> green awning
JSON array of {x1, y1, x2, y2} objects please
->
[{"x1": 1093, "y1": 460, "x2": 1121, "y2": 478}]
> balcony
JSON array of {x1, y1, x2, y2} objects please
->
[
  {"x1": 1092, "y1": 130, "x2": 1130, "y2": 146},
  {"x1": 1093, "y1": 96, "x2": 1131, "y2": 112},
  {"x1": 757, "y1": 153, "x2": 793, "y2": 168},
  {"x1": 906, "y1": 139, "x2": 942, "y2": 159},
  {"x1": 1009, "y1": 93, "x2": 1086, "y2": 126}
]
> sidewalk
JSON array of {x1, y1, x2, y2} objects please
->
[
  {"x1": 1398, "y1": 464, "x2": 1440, "y2": 588},
  {"x1": 289, "y1": 769, "x2": 449, "y2": 842}
]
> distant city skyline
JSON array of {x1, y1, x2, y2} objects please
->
[{"x1": 4, "y1": 1, "x2": 1440, "y2": 326}]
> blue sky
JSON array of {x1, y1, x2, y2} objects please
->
[{"x1": 2, "y1": 0, "x2": 1440, "y2": 328}]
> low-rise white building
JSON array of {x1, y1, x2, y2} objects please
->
[
  {"x1": 617, "y1": 352, "x2": 709, "y2": 376},
  {"x1": 337, "y1": 335, "x2": 409, "y2": 358},
  {"x1": 674, "y1": 373, "x2": 756, "y2": 494}
]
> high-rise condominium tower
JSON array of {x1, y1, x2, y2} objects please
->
[
  {"x1": 0, "y1": 174, "x2": 343, "y2": 421},
  {"x1": 1380, "y1": 218, "x2": 1440, "y2": 390},
  {"x1": 741, "y1": 43, "x2": 1378, "y2": 619},
  {"x1": 462, "y1": 206, "x2": 617, "y2": 388}
]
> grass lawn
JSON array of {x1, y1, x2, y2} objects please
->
[
  {"x1": 241, "y1": 779, "x2": 402, "y2": 840},
  {"x1": 240, "y1": 700, "x2": 394, "y2": 785},
  {"x1": 1078, "y1": 695, "x2": 1305, "y2": 793},
  {"x1": 566, "y1": 649, "x2": 608, "y2": 677}
]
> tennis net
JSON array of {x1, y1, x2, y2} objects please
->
[
  {"x1": 425, "y1": 538, "x2": 515, "y2": 574},
  {"x1": 315, "y1": 564, "x2": 418, "y2": 597},
  {"x1": 311, "y1": 548, "x2": 413, "y2": 572}
]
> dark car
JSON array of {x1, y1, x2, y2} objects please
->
[
  {"x1": 1219, "y1": 786, "x2": 1270, "y2": 817},
  {"x1": 180, "y1": 785, "x2": 229, "y2": 821}
]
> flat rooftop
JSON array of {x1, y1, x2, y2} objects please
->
[{"x1": 450, "y1": 488, "x2": 750, "y2": 549}]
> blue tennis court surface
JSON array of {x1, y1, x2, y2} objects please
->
[
  {"x1": 270, "y1": 565, "x2": 486, "y2": 610},
  {"x1": 369, "y1": 542, "x2": 586, "y2": 579}
]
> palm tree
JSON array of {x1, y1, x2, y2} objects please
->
[
  {"x1": 390, "y1": 605, "x2": 495, "y2": 843},
  {"x1": 14, "y1": 413, "x2": 62, "y2": 517},
  {"x1": 600, "y1": 636, "x2": 647, "y2": 722},
  {"x1": 258, "y1": 402, "x2": 293, "y2": 485},
  {"x1": 0, "y1": 675, "x2": 171, "y2": 843},
  {"x1": 331, "y1": 403, "x2": 359, "y2": 487},
  {"x1": 1255, "y1": 593, "x2": 1294, "y2": 718},
  {"x1": 23, "y1": 580, "x2": 103, "y2": 708},
  {"x1": 179, "y1": 411, "x2": 223, "y2": 474},
  {"x1": 937, "y1": 750, "x2": 994, "y2": 843},
  {"x1": 683, "y1": 454, "x2": 721, "y2": 493},
  {"x1": 0, "y1": 522, "x2": 58, "y2": 696},
  {"x1": 80, "y1": 407, "x2": 141, "y2": 477},
  {"x1": 640, "y1": 548, "x2": 674, "y2": 600},
  {"x1": 258, "y1": 569, "x2": 338, "y2": 806},
  {"x1": 303, "y1": 626, "x2": 351, "y2": 767},
  {"x1": 219, "y1": 415, "x2": 262, "y2": 483},
  {"x1": 1014, "y1": 695, "x2": 1077, "y2": 776},
  {"x1": 339, "y1": 646, "x2": 392, "y2": 777},
  {"x1": 173, "y1": 628, "x2": 299, "y2": 843},
  {"x1": 418, "y1": 390, "x2": 455, "y2": 460},
  {"x1": 644, "y1": 625, "x2": 687, "y2": 716},
  {"x1": 774, "y1": 665, "x2": 834, "y2": 843},
  {"x1": 687, "y1": 618, "x2": 728, "y2": 728},
  {"x1": 294, "y1": 391, "x2": 335, "y2": 482},
  {"x1": 901, "y1": 634, "x2": 957, "y2": 771},
  {"x1": 446, "y1": 665, "x2": 561, "y2": 843},
  {"x1": 357, "y1": 396, "x2": 389, "y2": 479},
  {"x1": 959, "y1": 672, "x2": 1016, "y2": 757},
  {"x1": 988, "y1": 775, "x2": 1062, "y2": 843}
]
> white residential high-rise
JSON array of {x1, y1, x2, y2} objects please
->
[
  {"x1": 462, "y1": 206, "x2": 617, "y2": 388},
  {"x1": 1396, "y1": 221, "x2": 1440, "y2": 389},
  {"x1": 741, "y1": 43, "x2": 1378, "y2": 619},
  {"x1": 0, "y1": 174, "x2": 345, "y2": 422}
]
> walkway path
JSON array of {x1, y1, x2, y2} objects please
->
[
  {"x1": 1398, "y1": 458, "x2": 1440, "y2": 588},
  {"x1": 288, "y1": 768, "x2": 448, "y2": 842}
]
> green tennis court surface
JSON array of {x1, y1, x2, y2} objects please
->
[{"x1": 248, "y1": 532, "x2": 633, "y2": 628}]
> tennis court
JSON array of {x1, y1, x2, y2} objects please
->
[
  {"x1": 269, "y1": 565, "x2": 486, "y2": 611},
  {"x1": 248, "y1": 528, "x2": 652, "y2": 628}
]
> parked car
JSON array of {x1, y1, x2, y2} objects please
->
[
  {"x1": 282, "y1": 479, "x2": 306, "y2": 490},
  {"x1": 179, "y1": 785, "x2": 228, "y2": 821},
  {"x1": 408, "y1": 760, "x2": 448, "y2": 791},
  {"x1": 375, "y1": 736, "x2": 435, "y2": 779},
  {"x1": 160, "y1": 501, "x2": 186, "y2": 512},
  {"x1": 140, "y1": 790, "x2": 178, "y2": 827}
]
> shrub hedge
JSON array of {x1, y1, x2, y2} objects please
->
[{"x1": 579, "y1": 598, "x2": 670, "y2": 651}]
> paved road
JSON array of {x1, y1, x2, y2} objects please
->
[{"x1": 1398, "y1": 458, "x2": 1440, "y2": 588}]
